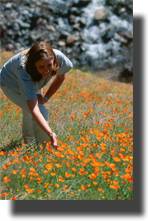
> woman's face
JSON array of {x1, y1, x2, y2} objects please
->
[{"x1": 35, "y1": 57, "x2": 54, "y2": 78}]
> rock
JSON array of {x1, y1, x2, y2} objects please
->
[
  {"x1": 5, "y1": 3, "x2": 13, "y2": 9},
  {"x1": 94, "y1": 7, "x2": 108, "y2": 21},
  {"x1": 46, "y1": 25, "x2": 56, "y2": 32},
  {"x1": 83, "y1": 26, "x2": 101, "y2": 43},
  {"x1": 69, "y1": 15, "x2": 77, "y2": 25},
  {"x1": 66, "y1": 35, "x2": 78, "y2": 45},
  {"x1": 73, "y1": 0, "x2": 91, "y2": 7},
  {"x1": 17, "y1": 20, "x2": 30, "y2": 28},
  {"x1": 5, "y1": 43, "x2": 15, "y2": 51},
  {"x1": 69, "y1": 7, "x2": 82, "y2": 16},
  {"x1": 30, "y1": 31, "x2": 43, "y2": 41},
  {"x1": 73, "y1": 23, "x2": 81, "y2": 30},
  {"x1": 58, "y1": 40, "x2": 66, "y2": 47},
  {"x1": 114, "y1": 33, "x2": 128, "y2": 44}
]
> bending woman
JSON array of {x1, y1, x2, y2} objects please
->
[{"x1": 0, "y1": 41, "x2": 73, "y2": 148}]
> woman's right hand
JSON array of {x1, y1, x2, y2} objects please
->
[{"x1": 50, "y1": 132, "x2": 58, "y2": 148}]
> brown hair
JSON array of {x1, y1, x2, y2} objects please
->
[{"x1": 25, "y1": 41, "x2": 59, "y2": 82}]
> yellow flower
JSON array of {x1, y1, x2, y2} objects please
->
[
  {"x1": 51, "y1": 172, "x2": 56, "y2": 176},
  {"x1": 113, "y1": 157, "x2": 121, "y2": 162},
  {"x1": 97, "y1": 188, "x2": 104, "y2": 192},
  {"x1": 54, "y1": 151, "x2": 64, "y2": 158},
  {"x1": 89, "y1": 173, "x2": 97, "y2": 180},
  {"x1": 55, "y1": 163, "x2": 62, "y2": 168},
  {"x1": 93, "y1": 181, "x2": 98, "y2": 186},
  {"x1": 71, "y1": 167, "x2": 77, "y2": 172},
  {"x1": 45, "y1": 163, "x2": 53, "y2": 171},
  {"x1": 44, "y1": 183, "x2": 49, "y2": 189},
  {"x1": 12, "y1": 170, "x2": 18, "y2": 175},
  {"x1": 3, "y1": 176, "x2": 11, "y2": 183},
  {"x1": 58, "y1": 176, "x2": 65, "y2": 182},
  {"x1": 80, "y1": 185, "x2": 87, "y2": 191},
  {"x1": 24, "y1": 184, "x2": 34, "y2": 193}
]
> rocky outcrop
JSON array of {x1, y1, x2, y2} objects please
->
[{"x1": 0, "y1": 0, "x2": 133, "y2": 74}]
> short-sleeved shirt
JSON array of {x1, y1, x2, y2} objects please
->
[{"x1": 0, "y1": 49, "x2": 73, "y2": 100}]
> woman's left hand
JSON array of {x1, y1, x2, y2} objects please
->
[{"x1": 37, "y1": 94, "x2": 47, "y2": 104}]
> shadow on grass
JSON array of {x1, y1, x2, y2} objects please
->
[{"x1": 0, "y1": 138, "x2": 23, "y2": 152}]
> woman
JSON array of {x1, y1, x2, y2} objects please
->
[{"x1": 0, "y1": 41, "x2": 73, "y2": 148}]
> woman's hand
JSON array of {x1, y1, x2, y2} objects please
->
[
  {"x1": 50, "y1": 132, "x2": 58, "y2": 148},
  {"x1": 37, "y1": 94, "x2": 47, "y2": 104}
]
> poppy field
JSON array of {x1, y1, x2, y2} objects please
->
[{"x1": 0, "y1": 58, "x2": 133, "y2": 200}]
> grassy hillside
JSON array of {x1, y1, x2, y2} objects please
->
[{"x1": 0, "y1": 52, "x2": 133, "y2": 200}]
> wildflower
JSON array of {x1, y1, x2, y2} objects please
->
[
  {"x1": 3, "y1": 176, "x2": 11, "y2": 183},
  {"x1": 58, "y1": 176, "x2": 65, "y2": 182},
  {"x1": 54, "y1": 151, "x2": 64, "y2": 158},
  {"x1": 55, "y1": 163, "x2": 62, "y2": 168},
  {"x1": 43, "y1": 170, "x2": 49, "y2": 175},
  {"x1": 121, "y1": 173, "x2": 133, "y2": 182},
  {"x1": 108, "y1": 163, "x2": 116, "y2": 170},
  {"x1": 89, "y1": 173, "x2": 97, "y2": 180},
  {"x1": 79, "y1": 168, "x2": 87, "y2": 176},
  {"x1": 109, "y1": 184, "x2": 120, "y2": 190},
  {"x1": 80, "y1": 185, "x2": 87, "y2": 191},
  {"x1": 70, "y1": 112, "x2": 75, "y2": 120},
  {"x1": 11, "y1": 196, "x2": 17, "y2": 200},
  {"x1": 0, "y1": 151, "x2": 6, "y2": 156},
  {"x1": 45, "y1": 163, "x2": 53, "y2": 171},
  {"x1": 29, "y1": 167, "x2": 37, "y2": 173},
  {"x1": 91, "y1": 161, "x2": 104, "y2": 167},
  {"x1": 65, "y1": 172, "x2": 72, "y2": 178},
  {"x1": 36, "y1": 177, "x2": 42, "y2": 184},
  {"x1": 24, "y1": 184, "x2": 34, "y2": 193},
  {"x1": 51, "y1": 172, "x2": 56, "y2": 176},
  {"x1": 37, "y1": 190, "x2": 42, "y2": 193},
  {"x1": 44, "y1": 183, "x2": 49, "y2": 189},
  {"x1": 20, "y1": 168, "x2": 26, "y2": 178},
  {"x1": 100, "y1": 143, "x2": 106, "y2": 151},
  {"x1": 46, "y1": 142, "x2": 52, "y2": 152},
  {"x1": 113, "y1": 157, "x2": 121, "y2": 162},
  {"x1": 0, "y1": 192, "x2": 9, "y2": 198},
  {"x1": 97, "y1": 188, "x2": 104, "y2": 192},
  {"x1": 12, "y1": 170, "x2": 18, "y2": 175},
  {"x1": 55, "y1": 184, "x2": 60, "y2": 188},
  {"x1": 93, "y1": 181, "x2": 98, "y2": 186},
  {"x1": 71, "y1": 167, "x2": 77, "y2": 172}
]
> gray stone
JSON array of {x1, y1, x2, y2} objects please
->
[
  {"x1": 66, "y1": 35, "x2": 78, "y2": 45},
  {"x1": 58, "y1": 40, "x2": 66, "y2": 47},
  {"x1": 94, "y1": 7, "x2": 108, "y2": 21}
]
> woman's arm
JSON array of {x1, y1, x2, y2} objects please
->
[
  {"x1": 27, "y1": 99, "x2": 55, "y2": 140},
  {"x1": 44, "y1": 74, "x2": 65, "y2": 100},
  {"x1": 27, "y1": 99, "x2": 58, "y2": 147}
]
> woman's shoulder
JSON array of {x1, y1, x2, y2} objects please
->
[
  {"x1": 4, "y1": 49, "x2": 29, "y2": 67},
  {"x1": 18, "y1": 48, "x2": 29, "y2": 68},
  {"x1": 53, "y1": 49, "x2": 69, "y2": 64},
  {"x1": 53, "y1": 49, "x2": 65, "y2": 57}
]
